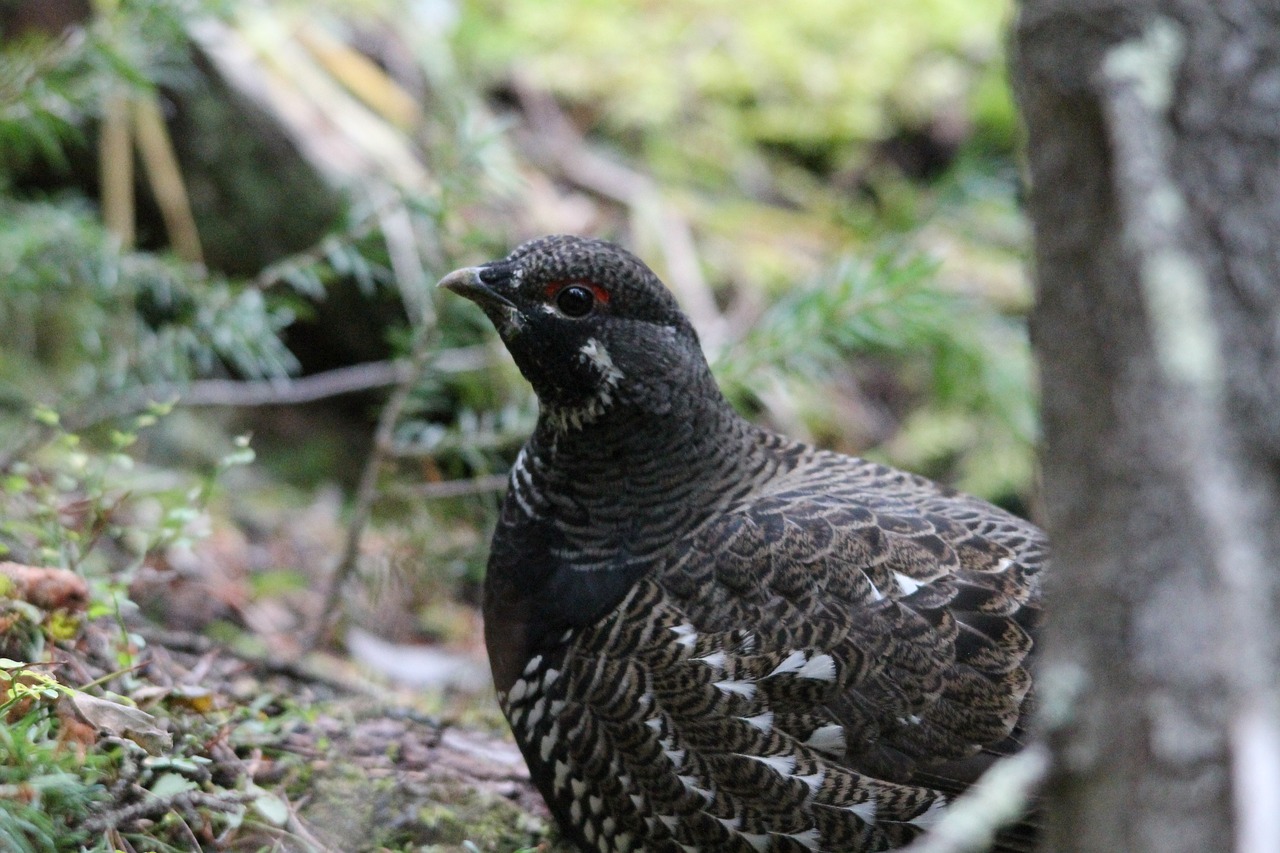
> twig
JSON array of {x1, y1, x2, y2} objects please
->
[
  {"x1": 100, "y1": 87, "x2": 134, "y2": 248},
  {"x1": 0, "y1": 352, "x2": 488, "y2": 472},
  {"x1": 130, "y1": 625, "x2": 389, "y2": 698},
  {"x1": 304, "y1": 193, "x2": 438, "y2": 649},
  {"x1": 899, "y1": 743, "x2": 1050, "y2": 853},
  {"x1": 388, "y1": 473, "x2": 508, "y2": 500},
  {"x1": 170, "y1": 361, "x2": 405, "y2": 406},
  {"x1": 134, "y1": 91, "x2": 203, "y2": 264},
  {"x1": 83, "y1": 789, "x2": 258, "y2": 833},
  {"x1": 282, "y1": 793, "x2": 338, "y2": 853},
  {"x1": 189, "y1": 15, "x2": 431, "y2": 191},
  {"x1": 391, "y1": 427, "x2": 527, "y2": 458},
  {"x1": 295, "y1": 22, "x2": 421, "y2": 130},
  {"x1": 136, "y1": 351, "x2": 485, "y2": 409},
  {"x1": 132, "y1": 627, "x2": 216, "y2": 655}
]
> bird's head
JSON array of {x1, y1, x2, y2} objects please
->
[{"x1": 439, "y1": 235, "x2": 708, "y2": 429}]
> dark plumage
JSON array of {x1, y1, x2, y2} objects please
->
[{"x1": 439, "y1": 235, "x2": 1045, "y2": 853}]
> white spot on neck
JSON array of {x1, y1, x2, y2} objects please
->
[
  {"x1": 543, "y1": 338, "x2": 626, "y2": 433},
  {"x1": 579, "y1": 338, "x2": 624, "y2": 384},
  {"x1": 496, "y1": 305, "x2": 526, "y2": 337}
]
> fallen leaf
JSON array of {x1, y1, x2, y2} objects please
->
[
  {"x1": 169, "y1": 684, "x2": 216, "y2": 714},
  {"x1": 60, "y1": 692, "x2": 172, "y2": 753},
  {"x1": 250, "y1": 786, "x2": 290, "y2": 826},
  {"x1": 149, "y1": 771, "x2": 198, "y2": 798},
  {"x1": 0, "y1": 563, "x2": 89, "y2": 612}
]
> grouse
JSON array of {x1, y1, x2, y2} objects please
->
[{"x1": 439, "y1": 235, "x2": 1045, "y2": 853}]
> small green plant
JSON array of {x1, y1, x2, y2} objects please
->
[
  {"x1": 0, "y1": 403, "x2": 270, "y2": 852},
  {"x1": 0, "y1": 200, "x2": 299, "y2": 415},
  {"x1": 716, "y1": 248, "x2": 1035, "y2": 499},
  {"x1": 0, "y1": 679, "x2": 108, "y2": 853}
]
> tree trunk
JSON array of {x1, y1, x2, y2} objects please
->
[{"x1": 1013, "y1": 2, "x2": 1280, "y2": 851}]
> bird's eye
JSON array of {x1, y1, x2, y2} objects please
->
[{"x1": 555, "y1": 284, "x2": 596, "y2": 318}]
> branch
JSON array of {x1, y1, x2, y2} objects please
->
[
  {"x1": 159, "y1": 349, "x2": 486, "y2": 408},
  {"x1": 387, "y1": 473, "x2": 508, "y2": 500},
  {"x1": 134, "y1": 90, "x2": 203, "y2": 264},
  {"x1": 304, "y1": 340, "x2": 432, "y2": 650},
  {"x1": 304, "y1": 194, "x2": 439, "y2": 650},
  {"x1": 169, "y1": 361, "x2": 403, "y2": 407},
  {"x1": 83, "y1": 789, "x2": 258, "y2": 833},
  {"x1": 0, "y1": 350, "x2": 489, "y2": 472},
  {"x1": 99, "y1": 87, "x2": 134, "y2": 248}
]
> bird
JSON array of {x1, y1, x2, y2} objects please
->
[{"x1": 438, "y1": 235, "x2": 1045, "y2": 853}]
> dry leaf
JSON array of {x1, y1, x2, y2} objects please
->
[
  {"x1": 60, "y1": 692, "x2": 172, "y2": 754},
  {"x1": 0, "y1": 563, "x2": 89, "y2": 611}
]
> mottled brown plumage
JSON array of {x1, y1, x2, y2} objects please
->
[{"x1": 439, "y1": 235, "x2": 1045, "y2": 852}]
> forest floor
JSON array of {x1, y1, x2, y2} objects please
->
[{"x1": 3, "y1": 481, "x2": 564, "y2": 853}]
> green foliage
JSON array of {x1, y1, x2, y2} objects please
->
[
  {"x1": 0, "y1": 1, "x2": 1038, "y2": 847},
  {"x1": 0, "y1": 0, "x2": 314, "y2": 436},
  {"x1": 0, "y1": 403, "x2": 251, "y2": 575},
  {"x1": 0, "y1": 407, "x2": 279, "y2": 852},
  {"x1": 457, "y1": 0, "x2": 1013, "y2": 186},
  {"x1": 0, "y1": 199, "x2": 297, "y2": 405},
  {"x1": 0, "y1": 35, "x2": 93, "y2": 174},
  {"x1": 0, "y1": 0, "x2": 205, "y2": 180},
  {"x1": 0, "y1": 691, "x2": 107, "y2": 853},
  {"x1": 716, "y1": 249, "x2": 1035, "y2": 498},
  {"x1": 449, "y1": 0, "x2": 1035, "y2": 502}
]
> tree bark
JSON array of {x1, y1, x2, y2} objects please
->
[{"x1": 1013, "y1": 2, "x2": 1280, "y2": 851}]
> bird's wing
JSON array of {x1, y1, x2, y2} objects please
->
[
  {"x1": 507, "y1": 475, "x2": 1044, "y2": 851},
  {"x1": 658, "y1": 477, "x2": 1044, "y2": 784}
]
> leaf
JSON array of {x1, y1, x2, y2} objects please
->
[
  {"x1": 250, "y1": 787, "x2": 290, "y2": 826},
  {"x1": 45, "y1": 610, "x2": 80, "y2": 641},
  {"x1": 61, "y1": 692, "x2": 172, "y2": 753},
  {"x1": 0, "y1": 562, "x2": 89, "y2": 611},
  {"x1": 169, "y1": 684, "x2": 216, "y2": 714},
  {"x1": 149, "y1": 771, "x2": 197, "y2": 798}
]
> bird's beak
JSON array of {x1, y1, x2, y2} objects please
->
[{"x1": 437, "y1": 266, "x2": 517, "y2": 311}]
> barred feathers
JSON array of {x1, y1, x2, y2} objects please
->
[{"x1": 441, "y1": 235, "x2": 1045, "y2": 852}]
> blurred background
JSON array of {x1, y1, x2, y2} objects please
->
[{"x1": 0, "y1": 0, "x2": 1035, "y2": 849}]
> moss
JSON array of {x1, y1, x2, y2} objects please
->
[
  {"x1": 301, "y1": 768, "x2": 546, "y2": 852},
  {"x1": 457, "y1": 0, "x2": 1012, "y2": 185}
]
